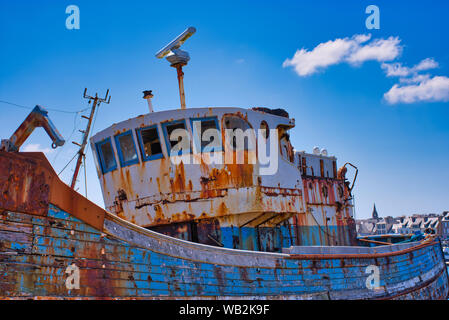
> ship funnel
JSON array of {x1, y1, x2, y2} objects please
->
[{"x1": 143, "y1": 90, "x2": 154, "y2": 113}]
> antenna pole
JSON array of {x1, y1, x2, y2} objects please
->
[
  {"x1": 70, "y1": 88, "x2": 111, "y2": 190},
  {"x1": 173, "y1": 63, "x2": 186, "y2": 109},
  {"x1": 156, "y1": 27, "x2": 196, "y2": 110}
]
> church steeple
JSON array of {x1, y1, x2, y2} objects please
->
[{"x1": 372, "y1": 203, "x2": 379, "y2": 219}]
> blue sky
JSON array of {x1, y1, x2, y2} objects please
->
[{"x1": 1, "y1": 0, "x2": 448, "y2": 219}]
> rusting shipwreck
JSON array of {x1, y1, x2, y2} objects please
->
[
  {"x1": 0, "y1": 146, "x2": 448, "y2": 299},
  {"x1": 0, "y1": 27, "x2": 448, "y2": 299}
]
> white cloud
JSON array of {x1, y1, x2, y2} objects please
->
[
  {"x1": 283, "y1": 34, "x2": 402, "y2": 76},
  {"x1": 382, "y1": 58, "x2": 445, "y2": 104},
  {"x1": 384, "y1": 75, "x2": 449, "y2": 104},
  {"x1": 22, "y1": 143, "x2": 54, "y2": 154},
  {"x1": 282, "y1": 37, "x2": 357, "y2": 76},
  {"x1": 347, "y1": 37, "x2": 402, "y2": 65},
  {"x1": 381, "y1": 58, "x2": 439, "y2": 77},
  {"x1": 353, "y1": 34, "x2": 372, "y2": 43},
  {"x1": 399, "y1": 74, "x2": 431, "y2": 84},
  {"x1": 414, "y1": 58, "x2": 439, "y2": 71},
  {"x1": 284, "y1": 34, "x2": 448, "y2": 105},
  {"x1": 381, "y1": 62, "x2": 412, "y2": 77}
]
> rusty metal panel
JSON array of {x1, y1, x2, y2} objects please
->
[
  {"x1": 0, "y1": 151, "x2": 105, "y2": 230},
  {"x1": 297, "y1": 175, "x2": 356, "y2": 246},
  {"x1": 0, "y1": 152, "x2": 51, "y2": 216}
]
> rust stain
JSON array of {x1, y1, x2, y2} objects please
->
[{"x1": 0, "y1": 151, "x2": 105, "y2": 230}]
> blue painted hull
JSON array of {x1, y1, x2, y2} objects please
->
[{"x1": 1, "y1": 204, "x2": 448, "y2": 299}]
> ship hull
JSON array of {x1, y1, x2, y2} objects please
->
[
  {"x1": 0, "y1": 151, "x2": 448, "y2": 299},
  {"x1": 1, "y1": 205, "x2": 448, "y2": 299}
]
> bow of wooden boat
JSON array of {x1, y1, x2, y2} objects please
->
[{"x1": 0, "y1": 150, "x2": 448, "y2": 299}]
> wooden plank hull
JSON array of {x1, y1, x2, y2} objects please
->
[
  {"x1": 0, "y1": 205, "x2": 448, "y2": 299},
  {"x1": 0, "y1": 151, "x2": 448, "y2": 299}
]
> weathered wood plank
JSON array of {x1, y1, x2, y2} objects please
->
[
  {"x1": 0, "y1": 220, "x2": 33, "y2": 234},
  {"x1": 1, "y1": 206, "x2": 448, "y2": 299}
]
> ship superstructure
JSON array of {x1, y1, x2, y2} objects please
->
[{"x1": 90, "y1": 106, "x2": 357, "y2": 251}]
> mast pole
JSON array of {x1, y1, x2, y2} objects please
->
[
  {"x1": 173, "y1": 63, "x2": 186, "y2": 109},
  {"x1": 70, "y1": 88, "x2": 110, "y2": 190}
]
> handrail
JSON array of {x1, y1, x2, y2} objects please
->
[
  {"x1": 342, "y1": 162, "x2": 358, "y2": 193},
  {"x1": 359, "y1": 238, "x2": 392, "y2": 246}
]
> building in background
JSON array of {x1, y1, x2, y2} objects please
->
[
  {"x1": 372, "y1": 203, "x2": 379, "y2": 220},
  {"x1": 356, "y1": 206, "x2": 447, "y2": 238},
  {"x1": 441, "y1": 211, "x2": 449, "y2": 242},
  {"x1": 356, "y1": 203, "x2": 381, "y2": 235}
]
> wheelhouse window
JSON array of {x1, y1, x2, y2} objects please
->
[
  {"x1": 114, "y1": 130, "x2": 139, "y2": 167},
  {"x1": 260, "y1": 120, "x2": 269, "y2": 139},
  {"x1": 95, "y1": 138, "x2": 117, "y2": 174},
  {"x1": 223, "y1": 115, "x2": 255, "y2": 151},
  {"x1": 279, "y1": 127, "x2": 294, "y2": 163},
  {"x1": 136, "y1": 125, "x2": 163, "y2": 161},
  {"x1": 162, "y1": 120, "x2": 191, "y2": 156},
  {"x1": 190, "y1": 117, "x2": 222, "y2": 153}
]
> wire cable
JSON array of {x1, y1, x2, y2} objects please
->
[
  {"x1": 0, "y1": 99, "x2": 90, "y2": 114},
  {"x1": 57, "y1": 152, "x2": 78, "y2": 176},
  {"x1": 83, "y1": 154, "x2": 87, "y2": 197},
  {"x1": 51, "y1": 110, "x2": 84, "y2": 163}
]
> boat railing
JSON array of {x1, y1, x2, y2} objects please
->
[{"x1": 282, "y1": 242, "x2": 420, "y2": 255}]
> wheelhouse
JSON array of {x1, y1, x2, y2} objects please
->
[{"x1": 90, "y1": 107, "x2": 355, "y2": 251}]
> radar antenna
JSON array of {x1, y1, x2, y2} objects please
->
[{"x1": 155, "y1": 27, "x2": 196, "y2": 109}]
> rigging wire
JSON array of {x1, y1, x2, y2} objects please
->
[
  {"x1": 83, "y1": 154, "x2": 88, "y2": 197},
  {"x1": 51, "y1": 110, "x2": 83, "y2": 163},
  {"x1": 81, "y1": 101, "x2": 100, "y2": 198},
  {"x1": 57, "y1": 152, "x2": 78, "y2": 176},
  {"x1": 0, "y1": 99, "x2": 90, "y2": 114}
]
